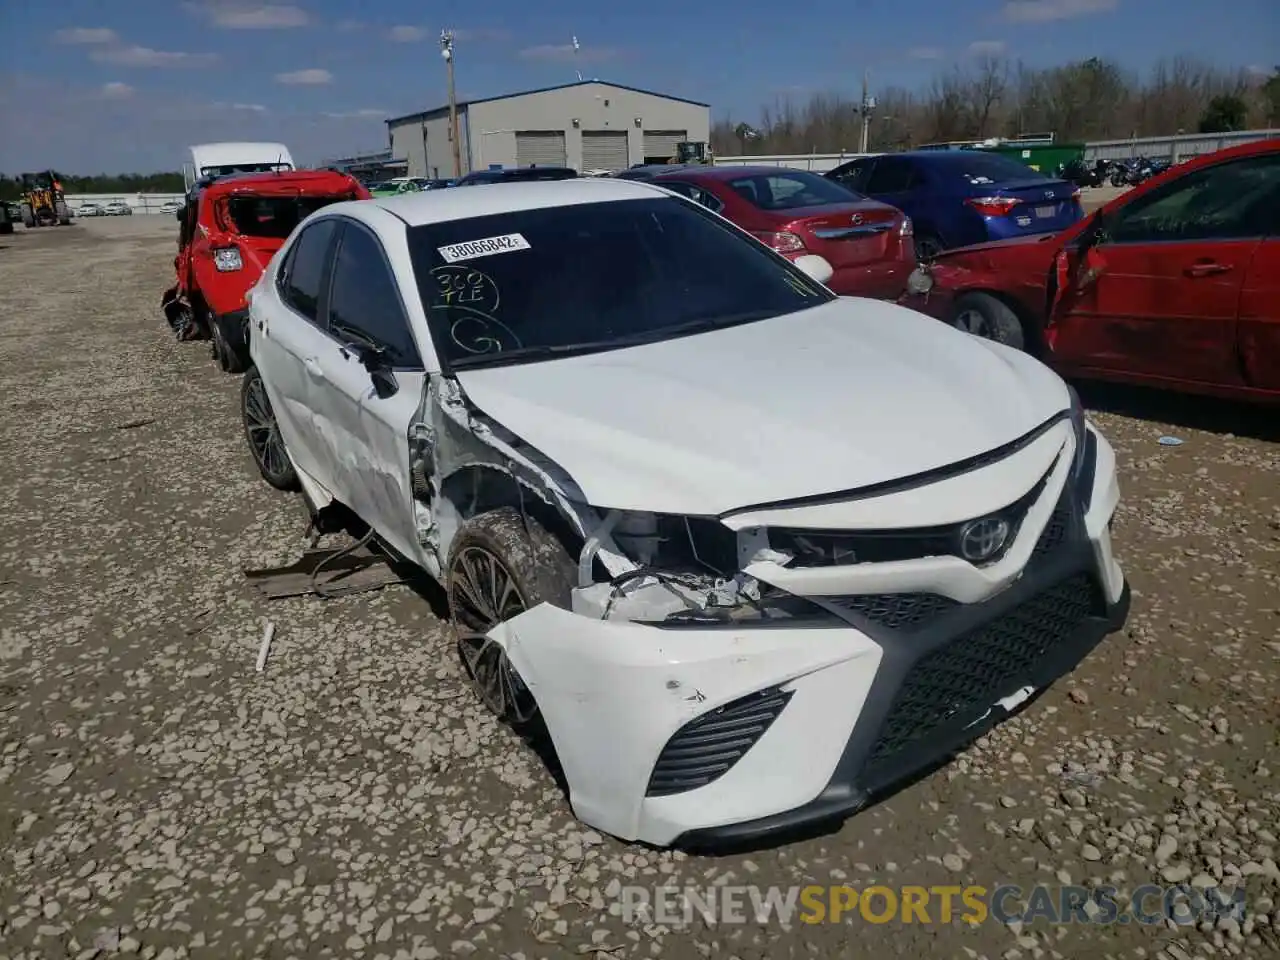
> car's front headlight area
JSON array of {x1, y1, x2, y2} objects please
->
[
  {"x1": 572, "y1": 510, "x2": 823, "y2": 627},
  {"x1": 1067, "y1": 385, "x2": 1098, "y2": 509}
]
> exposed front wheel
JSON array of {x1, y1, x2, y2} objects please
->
[
  {"x1": 951, "y1": 292, "x2": 1027, "y2": 352},
  {"x1": 914, "y1": 234, "x2": 944, "y2": 261},
  {"x1": 447, "y1": 508, "x2": 576, "y2": 727},
  {"x1": 241, "y1": 368, "x2": 298, "y2": 491}
]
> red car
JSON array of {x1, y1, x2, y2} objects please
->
[
  {"x1": 162, "y1": 169, "x2": 370, "y2": 372},
  {"x1": 649, "y1": 165, "x2": 915, "y2": 299},
  {"x1": 901, "y1": 139, "x2": 1280, "y2": 403}
]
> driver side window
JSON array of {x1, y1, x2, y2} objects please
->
[
  {"x1": 326, "y1": 223, "x2": 423, "y2": 368},
  {"x1": 1106, "y1": 155, "x2": 1280, "y2": 245}
]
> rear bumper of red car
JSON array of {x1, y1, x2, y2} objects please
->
[{"x1": 825, "y1": 261, "x2": 914, "y2": 300}]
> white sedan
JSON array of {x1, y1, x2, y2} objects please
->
[{"x1": 240, "y1": 179, "x2": 1130, "y2": 848}]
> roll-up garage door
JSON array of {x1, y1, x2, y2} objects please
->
[
  {"x1": 643, "y1": 130, "x2": 687, "y2": 163},
  {"x1": 582, "y1": 131, "x2": 629, "y2": 172},
  {"x1": 515, "y1": 131, "x2": 568, "y2": 168}
]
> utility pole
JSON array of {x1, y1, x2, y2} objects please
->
[
  {"x1": 440, "y1": 30, "x2": 461, "y2": 178},
  {"x1": 859, "y1": 68, "x2": 872, "y2": 154},
  {"x1": 572, "y1": 36, "x2": 582, "y2": 82}
]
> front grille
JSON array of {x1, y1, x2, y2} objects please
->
[
  {"x1": 646, "y1": 688, "x2": 793, "y2": 797},
  {"x1": 1032, "y1": 498, "x2": 1072, "y2": 559},
  {"x1": 769, "y1": 472, "x2": 1049, "y2": 568},
  {"x1": 862, "y1": 574, "x2": 1101, "y2": 780},
  {"x1": 823, "y1": 592, "x2": 958, "y2": 630}
]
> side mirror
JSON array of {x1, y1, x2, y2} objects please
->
[
  {"x1": 351, "y1": 343, "x2": 398, "y2": 398},
  {"x1": 792, "y1": 254, "x2": 834, "y2": 286}
]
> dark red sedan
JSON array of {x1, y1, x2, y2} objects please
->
[
  {"x1": 649, "y1": 166, "x2": 916, "y2": 299},
  {"x1": 900, "y1": 139, "x2": 1280, "y2": 403}
]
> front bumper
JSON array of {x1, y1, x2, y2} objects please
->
[{"x1": 488, "y1": 425, "x2": 1128, "y2": 848}]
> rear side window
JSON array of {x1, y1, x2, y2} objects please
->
[
  {"x1": 945, "y1": 153, "x2": 1048, "y2": 186},
  {"x1": 829, "y1": 160, "x2": 872, "y2": 193},
  {"x1": 656, "y1": 181, "x2": 724, "y2": 213},
  {"x1": 227, "y1": 195, "x2": 355, "y2": 239},
  {"x1": 727, "y1": 171, "x2": 861, "y2": 210},
  {"x1": 279, "y1": 219, "x2": 336, "y2": 323},
  {"x1": 864, "y1": 158, "x2": 918, "y2": 193},
  {"x1": 326, "y1": 224, "x2": 422, "y2": 367}
]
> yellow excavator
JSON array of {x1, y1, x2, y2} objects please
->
[{"x1": 20, "y1": 171, "x2": 72, "y2": 227}]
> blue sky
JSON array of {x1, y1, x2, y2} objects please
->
[{"x1": 1, "y1": 0, "x2": 1276, "y2": 173}]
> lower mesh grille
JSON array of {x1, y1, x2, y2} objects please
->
[
  {"x1": 862, "y1": 574, "x2": 1100, "y2": 781},
  {"x1": 824, "y1": 593, "x2": 957, "y2": 630},
  {"x1": 646, "y1": 688, "x2": 793, "y2": 797}
]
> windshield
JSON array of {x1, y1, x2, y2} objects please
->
[
  {"x1": 727, "y1": 170, "x2": 865, "y2": 210},
  {"x1": 406, "y1": 196, "x2": 835, "y2": 370},
  {"x1": 225, "y1": 194, "x2": 356, "y2": 239},
  {"x1": 945, "y1": 153, "x2": 1049, "y2": 185},
  {"x1": 200, "y1": 162, "x2": 293, "y2": 178}
]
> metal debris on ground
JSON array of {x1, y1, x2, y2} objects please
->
[{"x1": 243, "y1": 540, "x2": 408, "y2": 599}]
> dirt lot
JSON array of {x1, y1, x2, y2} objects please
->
[{"x1": 1, "y1": 216, "x2": 1277, "y2": 960}]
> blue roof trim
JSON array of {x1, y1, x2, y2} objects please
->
[{"x1": 386, "y1": 80, "x2": 709, "y2": 126}]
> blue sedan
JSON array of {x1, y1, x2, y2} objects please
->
[{"x1": 826, "y1": 150, "x2": 1083, "y2": 259}]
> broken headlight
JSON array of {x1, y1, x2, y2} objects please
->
[{"x1": 575, "y1": 511, "x2": 825, "y2": 626}]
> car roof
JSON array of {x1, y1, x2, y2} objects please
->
[
  {"x1": 363, "y1": 178, "x2": 668, "y2": 227},
  {"x1": 652, "y1": 165, "x2": 818, "y2": 181}
]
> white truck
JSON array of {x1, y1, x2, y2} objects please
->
[{"x1": 184, "y1": 142, "x2": 295, "y2": 189}]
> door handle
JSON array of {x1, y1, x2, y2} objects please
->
[
  {"x1": 1184, "y1": 261, "x2": 1232, "y2": 277},
  {"x1": 303, "y1": 357, "x2": 323, "y2": 377}
]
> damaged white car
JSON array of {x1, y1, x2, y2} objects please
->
[{"x1": 240, "y1": 178, "x2": 1130, "y2": 848}]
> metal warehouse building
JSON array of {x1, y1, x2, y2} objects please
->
[{"x1": 387, "y1": 81, "x2": 710, "y2": 178}]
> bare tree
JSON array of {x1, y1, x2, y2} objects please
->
[{"x1": 708, "y1": 52, "x2": 1267, "y2": 156}]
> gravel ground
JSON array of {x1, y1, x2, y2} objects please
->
[{"x1": 1, "y1": 217, "x2": 1277, "y2": 960}]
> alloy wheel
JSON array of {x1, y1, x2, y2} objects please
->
[
  {"x1": 243, "y1": 377, "x2": 290, "y2": 482},
  {"x1": 449, "y1": 545, "x2": 537, "y2": 723},
  {"x1": 953, "y1": 307, "x2": 993, "y2": 339}
]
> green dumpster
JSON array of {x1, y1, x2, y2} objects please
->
[{"x1": 971, "y1": 142, "x2": 1086, "y2": 176}]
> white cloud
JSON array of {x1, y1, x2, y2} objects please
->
[
  {"x1": 191, "y1": 3, "x2": 309, "y2": 28},
  {"x1": 212, "y1": 101, "x2": 268, "y2": 112},
  {"x1": 100, "y1": 82, "x2": 135, "y2": 99},
  {"x1": 91, "y1": 45, "x2": 219, "y2": 67},
  {"x1": 55, "y1": 27, "x2": 119, "y2": 44},
  {"x1": 1003, "y1": 0, "x2": 1117, "y2": 22},
  {"x1": 323, "y1": 108, "x2": 386, "y2": 119},
  {"x1": 275, "y1": 68, "x2": 332, "y2": 85},
  {"x1": 968, "y1": 40, "x2": 1008, "y2": 55},
  {"x1": 907, "y1": 47, "x2": 944, "y2": 60},
  {"x1": 519, "y1": 43, "x2": 616, "y2": 64},
  {"x1": 389, "y1": 25, "x2": 426, "y2": 42}
]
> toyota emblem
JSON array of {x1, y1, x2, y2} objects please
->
[
  {"x1": 1044, "y1": 190, "x2": 1055, "y2": 199},
  {"x1": 851, "y1": 213, "x2": 864, "y2": 225},
  {"x1": 959, "y1": 517, "x2": 1011, "y2": 563}
]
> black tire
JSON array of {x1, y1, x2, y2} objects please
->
[
  {"x1": 0, "y1": 222, "x2": 12, "y2": 235},
  {"x1": 914, "y1": 233, "x2": 944, "y2": 261},
  {"x1": 446, "y1": 507, "x2": 576, "y2": 727},
  {"x1": 241, "y1": 368, "x2": 298, "y2": 491},
  {"x1": 211, "y1": 315, "x2": 248, "y2": 374},
  {"x1": 951, "y1": 292, "x2": 1027, "y2": 351},
  {"x1": 21, "y1": 204, "x2": 35, "y2": 228}
]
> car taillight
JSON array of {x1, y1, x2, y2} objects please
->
[
  {"x1": 213, "y1": 246, "x2": 243, "y2": 272},
  {"x1": 899, "y1": 216, "x2": 913, "y2": 237},
  {"x1": 966, "y1": 196, "x2": 1020, "y2": 217},
  {"x1": 751, "y1": 231, "x2": 806, "y2": 254}
]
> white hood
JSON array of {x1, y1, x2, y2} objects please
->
[{"x1": 454, "y1": 298, "x2": 1070, "y2": 517}]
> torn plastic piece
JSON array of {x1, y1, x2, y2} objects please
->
[{"x1": 255, "y1": 621, "x2": 275, "y2": 672}]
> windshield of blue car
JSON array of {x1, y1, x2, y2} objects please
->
[
  {"x1": 938, "y1": 153, "x2": 1052, "y2": 185},
  {"x1": 406, "y1": 196, "x2": 836, "y2": 370},
  {"x1": 727, "y1": 170, "x2": 865, "y2": 210}
]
